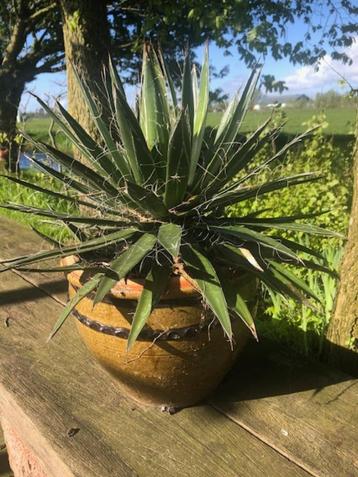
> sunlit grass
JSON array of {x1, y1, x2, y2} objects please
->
[
  {"x1": 208, "y1": 107, "x2": 356, "y2": 136},
  {"x1": 0, "y1": 168, "x2": 75, "y2": 241}
]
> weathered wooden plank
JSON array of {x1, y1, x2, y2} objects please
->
[
  {"x1": 0, "y1": 215, "x2": 67, "y2": 304},
  {"x1": 2, "y1": 216, "x2": 357, "y2": 476},
  {"x1": 211, "y1": 346, "x2": 358, "y2": 477},
  {"x1": 0, "y1": 268, "x2": 310, "y2": 477},
  {"x1": 0, "y1": 428, "x2": 12, "y2": 477}
]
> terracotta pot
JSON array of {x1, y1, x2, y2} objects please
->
[
  {"x1": 0, "y1": 147, "x2": 9, "y2": 160},
  {"x1": 62, "y1": 255, "x2": 257, "y2": 408}
]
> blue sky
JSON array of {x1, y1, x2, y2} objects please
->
[{"x1": 21, "y1": 18, "x2": 357, "y2": 112}]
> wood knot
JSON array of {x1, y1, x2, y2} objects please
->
[{"x1": 67, "y1": 427, "x2": 80, "y2": 438}]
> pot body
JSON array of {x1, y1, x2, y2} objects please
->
[
  {"x1": 0, "y1": 147, "x2": 8, "y2": 160},
  {"x1": 64, "y1": 257, "x2": 257, "y2": 407}
]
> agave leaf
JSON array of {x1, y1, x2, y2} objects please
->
[
  {"x1": 219, "y1": 256, "x2": 315, "y2": 309},
  {"x1": 239, "y1": 247, "x2": 264, "y2": 272},
  {"x1": 269, "y1": 261, "x2": 321, "y2": 302},
  {"x1": 189, "y1": 44, "x2": 209, "y2": 185},
  {"x1": 29, "y1": 94, "x2": 88, "y2": 153},
  {"x1": 263, "y1": 266, "x2": 318, "y2": 310},
  {"x1": 140, "y1": 44, "x2": 170, "y2": 155},
  {"x1": 181, "y1": 244, "x2": 232, "y2": 340},
  {"x1": 0, "y1": 228, "x2": 137, "y2": 270},
  {"x1": 23, "y1": 135, "x2": 119, "y2": 198},
  {"x1": 71, "y1": 66, "x2": 132, "y2": 181},
  {"x1": 272, "y1": 236, "x2": 324, "y2": 260},
  {"x1": 0, "y1": 175, "x2": 103, "y2": 212},
  {"x1": 181, "y1": 50, "x2": 194, "y2": 129},
  {"x1": 237, "y1": 220, "x2": 343, "y2": 238},
  {"x1": 30, "y1": 95, "x2": 126, "y2": 184},
  {"x1": 258, "y1": 246, "x2": 337, "y2": 278},
  {"x1": 16, "y1": 264, "x2": 119, "y2": 280},
  {"x1": 126, "y1": 181, "x2": 168, "y2": 219},
  {"x1": 30, "y1": 226, "x2": 62, "y2": 247},
  {"x1": 158, "y1": 49, "x2": 178, "y2": 112},
  {"x1": 26, "y1": 154, "x2": 93, "y2": 196},
  {"x1": 192, "y1": 65, "x2": 199, "y2": 110},
  {"x1": 202, "y1": 172, "x2": 322, "y2": 212},
  {"x1": 216, "y1": 68, "x2": 261, "y2": 146},
  {"x1": 241, "y1": 127, "x2": 319, "y2": 184},
  {"x1": 127, "y1": 263, "x2": 171, "y2": 350},
  {"x1": 214, "y1": 94, "x2": 238, "y2": 143},
  {"x1": 0, "y1": 204, "x2": 133, "y2": 227},
  {"x1": 48, "y1": 273, "x2": 102, "y2": 340},
  {"x1": 93, "y1": 233, "x2": 157, "y2": 305},
  {"x1": 209, "y1": 225, "x2": 299, "y2": 260},
  {"x1": 164, "y1": 109, "x2": 191, "y2": 208},
  {"x1": 201, "y1": 68, "x2": 260, "y2": 187},
  {"x1": 220, "y1": 276, "x2": 257, "y2": 340},
  {"x1": 158, "y1": 223, "x2": 182, "y2": 258},
  {"x1": 205, "y1": 117, "x2": 274, "y2": 193},
  {"x1": 214, "y1": 243, "x2": 267, "y2": 273},
  {"x1": 114, "y1": 83, "x2": 155, "y2": 184},
  {"x1": 223, "y1": 210, "x2": 330, "y2": 225},
  {"x1": 66, "y1": 222, "x2": 89, "y2": 242},
  {"x1": 56, "y1": 100, "x2": 127, "y2": 184},
  {"x1": 108, "y1": 55, "x2": 126, "y2": 99}
]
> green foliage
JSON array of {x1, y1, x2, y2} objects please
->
[
  {"x1": 315, "y1": 90, "x2": 358, "y2": 110},
  {"x1": 261, "y1": 243, "x2": 343, "y2": 357},
  {"x1": 0, "y1": 170, "x2": 75, "y2": 241},
  {"x1": 228, "y1": 113, "x2": 353, "y2": 355},
  {"x1": 0, "y1": 131, "x2": 22, "y2": 147},
  {"x1": 0, "y1": 48, "x2": 339, "y2": 347},
  {"x1": 228, "y1": 113, "x2": 353, "y2": 242}
]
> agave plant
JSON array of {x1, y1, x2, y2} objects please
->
[{"x1": 0, "y1": 45, "x2": 340, "y2": 349}]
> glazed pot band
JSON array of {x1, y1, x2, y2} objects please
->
[{"x1": 73, "y1": 309, "x2": 218, "y2": 342}]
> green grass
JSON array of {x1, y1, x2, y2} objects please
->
[
  {"x1": 23, "y1": 108, "x2": 356, "y2": 144},
  {"x1": 23, "y1": 117, "x2": 71, "y2": 152},
  {"x1": 0, "y1": 167, "x2": 75, "y2": 241},
  {"x1": 207, "y1": 107, "x2": 356, "y2": 136}
]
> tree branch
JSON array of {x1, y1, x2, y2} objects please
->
[
  {"x1": 28, "y1": 2, "x2": 57, "y2": 26},
  {"x1": 1, "y1": 1, "x2": 27, "y2": 66},
  {"x1": 36, "y1": 54, "x2": 65, "y2": 74}
]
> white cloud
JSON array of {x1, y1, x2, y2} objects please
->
[{"x1": 283, "y1": 41, "x2": 358, "y2": 94}]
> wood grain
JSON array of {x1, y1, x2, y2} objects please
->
[
  {"x1": 1, "y1": 216, "x2": 357, "y2": 477},
  {"x1": 0, "y1": 215, "x2": 67, "y2": 304},
  {"x1": 211, "y1": 346, "x2": 358, "y2": 477},
  {"x1": 0, "y1": 268, "x2": 310, "y2": 477}
]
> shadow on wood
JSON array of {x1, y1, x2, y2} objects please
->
[
  {"x1": 211, "y1": 335, "x2": 357, "y2": 405},
  {"x1": 0, "y1": 279, "x2": 67, "y2": 305},
  {"x1": 0, "y1": 445, "x2": 12, "y2": 477}
]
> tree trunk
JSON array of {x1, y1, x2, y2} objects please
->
[
  {"x1": 60, "y1": 0, "x2": 111, "y2": 155},
  {"x1": 0, "y1": 72, "x2": 24, "y2": 172},
  {"x1": 325, "y1": 117, "x2": 358, "y2": 375}
]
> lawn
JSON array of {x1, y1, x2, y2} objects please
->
[
  {"x1": 23, "y1": 117, "x2": 71, "y2": 152},
  {"x1": 23, "y1": 108, "x2": 356, "y2": 144},
  {"x1": 207, "y1": 107, "x2": 356, "y2": 136}
]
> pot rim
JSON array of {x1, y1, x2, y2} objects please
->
[
  {"x1": 61, "y1": 255, "x2": 201, "y2": 300},
  {"x1": 61, "y1": 255, "x2": 251, "y2": 301}
]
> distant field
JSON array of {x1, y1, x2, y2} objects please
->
[
  {"x1": 23, "y1": 107, "x2": 356, "y2": 145},
  {"x1": 23, "y1": 117, "x2": 71, "y2": 151},
  {"x1": 208, "y1": 107, "x2": 356, "y2": 135}
]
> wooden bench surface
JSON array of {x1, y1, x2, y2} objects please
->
[{"x1": 0, "y1": 216, "x2": 357, "y2": 477}]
